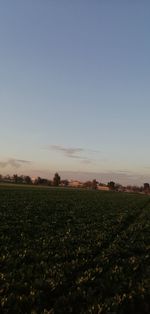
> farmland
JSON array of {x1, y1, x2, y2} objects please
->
[{"x1": 0, "y1": 186, "x2": 150, "y2": 313}]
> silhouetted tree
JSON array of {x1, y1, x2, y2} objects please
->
[
  {"x1": 83, "y1": 181, "x2": 92, "y2": 189},
  {"x1": 13, "y1": 174, "x2": 19, "y2": 184},
  {"x1": 92, "y1": 179, "x2": 97, "y2": 190},
  {"x1": 34, "y1": 177, "x2": 42, "y2": 185},
  {"x1": 53, "y1": 173, "x2": 61, "y2": 186},
  {"x1": 132, "y1": 185, "x2": 140, "y2": 193},
  {"x1": 61, "y1": 180, "x2": 69, "y2": 187},
  {"x1": 13, "y1": 174, "x2": 24, "y2": 184},
  {"x1": 143, "y1": 183, "x2": 150, "y2": 193},
  {"x1": 108, "y1": 181, "x2": 115, "y2": 190},
  {"x1": 4, "y1": 175, "x2": 12, "y2": 182},
  {"x1": 24, "y1": 176, "x2": 32, "y2": 184}
]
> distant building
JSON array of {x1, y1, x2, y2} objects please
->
[
  {"x1": 97, "y1": 185, "x2": 110, "y2": 191},
  {"x1": 68, "y1": 180, "x2": 83, "y2": 188}
]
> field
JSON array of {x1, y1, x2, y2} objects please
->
[{"x1": 0, "y1": 186, "x2": 150, "y2": 313}]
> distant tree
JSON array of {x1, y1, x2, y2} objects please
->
[
  {"x1": 115, "y1": 183, "x2": 123, "y2": 192},
  {"x1": 34, "y1": 177, "x2": 41, "y2": 185},
  {"x1": 143, "y1": 183, "x2": 150, "y2": 192},
  {"x1": 34, "y1": 177, "x2": 44, "y2": 185},
  {"x1": 92, "y1": 179, "x2": 97, "y2": 190},
  {"x1": 99, "y1": 182, "x2": 105, "y2": 186},
  {"x1": 48, "y1": 180, "x2": 52, "y2": 186},
  {"x1": 13, "y1": 174, "x2": 24, "y2": 184},
  {"x1": 132, "y1": 185, "x2": 140, "y2": 193},
  {"x1": 83, "y1": 181, "x2": 92, "y2": 189},
  {"x1": 139, "y1": 186, "x2": 144, "y2": 193},
  {"x1": 108, "y1": 181, "x2": 115, "y2": 190},
  {"x1": 4, "y1": 175, "x2": 12, "y2": 182},
  {"x1": 24, "y1": 176, "x2": 32, "y2": 185},
  {"x1": 126, "y1": 185, "x2": 132, "y2": 191},
  {"x1": 40, "y1": 178, "x2": 49, "y2": 185},
  {"x1": 13, "y1": 174, "x2": 19, "y2": 184},
  {"x1": 53, "y1": 173, "x2": 61, "y2": 186},
  {"x1": 18, "y1": 175, "x2": 24, "y2": 184},
  {"x1": 61, "y1": 179, "x2": 69, "y2": 187}
]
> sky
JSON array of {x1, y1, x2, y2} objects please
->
[{"x1": 0, "y1": 0, "x2": 150, "y2": 185}]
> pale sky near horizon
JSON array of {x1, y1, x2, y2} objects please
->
[{"x1": 0, "y1": 0, "x2": 150, "y2": 184}]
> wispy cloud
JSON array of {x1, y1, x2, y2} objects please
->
[
  {"x1": 50, "y1": 145, "x2": 96, "y2": 163},
  {"x1": 0, "y1": 158, "x2": 31, "y2": 169},
  {"x1": 51, "y1": 145, "x2": 84, "y2": 157}
]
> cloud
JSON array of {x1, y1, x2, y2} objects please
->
[
  {"x1": 0, "y1": 158, "x2": 31, "y2": 169},
  {"x1": 50, "y1": 145, "x2": 94, "y2": 163},
  {"x1": 51, "y1": 145, "x2": 84, "y2": 157}
]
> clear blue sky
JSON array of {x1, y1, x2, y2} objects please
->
[{"x1": 0, "y1": 0, "x2": 150, "y2": 184}]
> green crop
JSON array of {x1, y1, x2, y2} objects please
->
[{"x1": 0, "y1": 186, "x2": 150, "y2": 313}]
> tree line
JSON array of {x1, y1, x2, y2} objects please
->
[
  {"x1": 0, "y1": 173, "x2": 150, "y2": 193},
  {"x1": 0, "y1": 173, "x2": 63, "y2": 187}
]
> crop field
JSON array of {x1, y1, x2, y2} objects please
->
[{"x1": 0, "y1": 186, "x2": 150, "y2": 313}]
